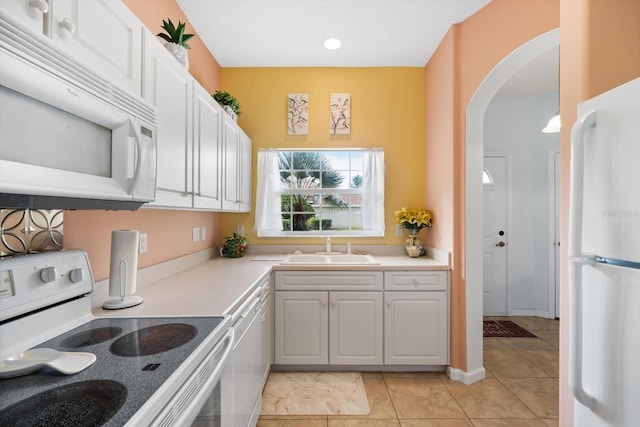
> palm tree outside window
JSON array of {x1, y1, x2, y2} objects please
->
[{"x1": 254, "y1": 149, "x2": 385, "y2": 237}]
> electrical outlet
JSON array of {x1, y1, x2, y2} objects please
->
[
  {"x1": 200, "y1": 226, "x2": 207, "y2": 241},
  {"x1": 236, "y1": 225, "x2": 244, "y2": 236},
  {"x1": 192, "y1": 227, "x2": 200, "y2": 242},
  {"x1": 139, "y1": 233, "x2": 148, "y2": 253},
  {"x1": 395, "y1": 224, "x2": 403, "y2": 236}
]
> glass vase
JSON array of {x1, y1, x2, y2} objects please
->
[{"x1": 405, "y1": 228, "x2": 423, "y2": 258}]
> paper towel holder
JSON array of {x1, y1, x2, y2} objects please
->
[{"x1": 103, "y1": 259, "x2": 143, "y2": 309}]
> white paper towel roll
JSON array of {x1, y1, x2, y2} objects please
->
[{"x1": 108, "y1": 230, "x2": 139, "y2": 298}]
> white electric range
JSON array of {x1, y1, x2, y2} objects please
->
[{"x1": 0, "y1": 250, "x2": 234, "y2": 426}]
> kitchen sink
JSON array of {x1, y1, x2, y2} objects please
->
[{"x1": 280, "y1": 253, "x2": 379, "y2": 265}]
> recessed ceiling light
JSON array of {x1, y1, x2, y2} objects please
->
[{"x1": 323, "y1": 37, "x2": 342, "y2": 50}]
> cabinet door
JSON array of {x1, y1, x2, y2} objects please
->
[
  {"x1": 238, "y1": 128, "x2": 252, "y2": 212},
  {"x1": 221, "y1": 114, "x2": 240, "y2": 211},
  {"x1": 384, "y1": 291, "x2": 448, "y2": 365},
  {"x1": 329, "y1": 292, "x2": 383, "y2": 365},
  {"x1": 49, "y1": 0, "x2": 142, "y2": 95},
  {"x1": 275, "y1": 291, "x2": 328, "y2": 365},
  {"x1": 143, "y1": 32, "x2": 193, "y2": 208},
  {"x1": 193, "y1": 83, "x2": 222, "y2": 210},
  {"x1": 1, "y1": 0, "x2": 46, "y2": 33}
]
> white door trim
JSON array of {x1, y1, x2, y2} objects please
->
[
  {"x1": 484, "y1": 152, "x2": 513, "y2": 315},
  {"x1": 464, "y1": 28, "x2": 560, "y2": 380},
  {"x1": 548, "y1": 148, "x2": 561, "y2": 319}
]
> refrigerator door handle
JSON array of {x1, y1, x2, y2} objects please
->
[
  {"x1": 568, "y1": 110, "x2": 597, "y2": 258},
  {"x1": 569, "y1": 257, "x2": 596, "y2": 409}
]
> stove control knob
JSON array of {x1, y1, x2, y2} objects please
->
[
  {"x1": 69, "y1": 268, "x2": 84, "y2": 283},
  {"x1": 40, "y1": 266, "x2": 58, "y2": 283}
]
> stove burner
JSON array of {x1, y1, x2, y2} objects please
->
[
  {"x1": 0, "y1": 380, "x2": 127, "y2": 427},
  {"x1": 60, "y1": 327, "x2": 123, "y2": 348},
  {"x1": 109, "y1": 323, "x2": 198, "y2": 357}
]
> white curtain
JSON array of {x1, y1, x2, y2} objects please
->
[
  {"x1": 362, "y1": 149, "x2": 385, "y2": 232},
  {"x1": 254, "y1": 150, "x2": 282, "y2": 234}
]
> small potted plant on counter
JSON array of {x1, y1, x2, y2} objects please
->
[
  {"x1": 220, "y1": 232, "x2": 247, "y2": 258},
  {"x1": 157, "y1": 18, "x2": 194, "y2": 69},
  {"x1": 212, "y1": 90, "x2": 242, "y2": 121}
]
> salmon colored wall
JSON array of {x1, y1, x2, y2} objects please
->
[
  {"x1": 219, "y1": 68, "x2": 426, "y2": 246},
  {"x1": 423, "y1": 0, "x2": 559, "y2": 371},
  {"x1": 558, "y1": 1, "x2": 640, "y2": 424},
  {"x1": 64, "y1": 0, "x2": 223, "y2": 281},
  {"x1": 123, "y1": 0, "x2": 221, "y2": 93}
]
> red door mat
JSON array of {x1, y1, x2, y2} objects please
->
[{"x1": 483, "y1": 320, "x2": 536, "y2": 338}]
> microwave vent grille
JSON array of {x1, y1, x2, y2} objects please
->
[{"x1": 0, "y1": 13, "x2": 156, "y2": 126}]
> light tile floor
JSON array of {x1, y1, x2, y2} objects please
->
[{"x1": 258, "y1": 316, "x2": 559, "y2": 427}]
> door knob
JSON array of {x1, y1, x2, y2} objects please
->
[{"x1": 496, "y1": 241, "x2": 506, "y2": 247}]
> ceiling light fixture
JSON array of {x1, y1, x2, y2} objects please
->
[
  {"x1": 542, "y1": 112, "x2": 561, "y2": 133},
  {"x1": 323, "y1": 37, "x2": 342, "y2": 50}
]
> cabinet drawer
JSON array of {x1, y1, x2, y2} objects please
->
[
  {"x1": 275, "y1": 271, "x2": 383, "y2": 291},
  {"x1": 384, "y1": 271, "x2": 448, "y2": 291}
]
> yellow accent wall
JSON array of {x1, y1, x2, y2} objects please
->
[{"x1": 220, "y1": 68, "x2": 425, "y2": 245}]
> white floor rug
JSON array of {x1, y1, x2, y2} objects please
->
[{"x1": 261, "y1": 372, "x2": 370, "y2": 416}]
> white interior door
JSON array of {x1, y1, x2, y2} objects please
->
[
  {"x1": 483, "y1": 155, "x2": 509, "y2": 315},
  {"x1": 553, "y1": 151, "x2": 561, "y2": 318}
]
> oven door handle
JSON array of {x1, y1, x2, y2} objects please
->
[{"x1": 150, "y1": 327, "x2": 235, "y2": 427}]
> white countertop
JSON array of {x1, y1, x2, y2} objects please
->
[{"x1": 92, "y1": 251, "x2": 449, "y2": 318}]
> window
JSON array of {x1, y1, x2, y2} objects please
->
[
  {"x1": 255, "y1": 149, "x2": 384, "y2": 237},
  {"x1": 482, "y1": 169, "x2": 493, "y2": 184}
]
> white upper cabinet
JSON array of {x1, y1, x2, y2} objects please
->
[
  {"x1": 221, "y1": 113, "x2": 240, "y2": 211},
  {"x1": 48, "y1": 0, "x2": 143, "y2": 95},
  {"x1": 238, "y1": 128, "x2": 252, "y2": 212},
  {"x1": 1, "y1": 0, "x2": 142, "y2": 95},
  {"x1": 193, "y1": 83, "x2": 223, "y2": 210},
  {"x1": 221, "y1": 114, "x2": 252, "y2": 212},
  {"x1": 143, "y1": 31, "x2": 193, "y2": 209},
  {"x1": 1, "y1": 0, "x2": 47, "y2": 33}
]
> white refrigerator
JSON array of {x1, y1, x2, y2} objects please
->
[{"x1": 569, "y1": 76, "x2": 640, "y2": 427}]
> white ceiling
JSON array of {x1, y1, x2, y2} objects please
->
[
  {"x1": 177, "y1": 0, "x2": 492, "y2": 67},
  {"x1": 177, "y1": 0, "x2": 558, "y2": 95}
]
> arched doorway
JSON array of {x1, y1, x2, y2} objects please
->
[{"x1": 464, "y1": 29, "x2": 560, "y2": 378}]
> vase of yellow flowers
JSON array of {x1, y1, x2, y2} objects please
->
[{"x1": 394, "y1": 207, "x2": 433, "y2": 258}]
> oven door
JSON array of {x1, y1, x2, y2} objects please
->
[
  {"x1": 191, "y1": 343, "x2": 234, "y2": 427},
  {"x1": 149, "y1": 328, "x2": 235, "y2": 427}
]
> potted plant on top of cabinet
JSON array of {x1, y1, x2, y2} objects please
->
[
  {"x1": 212, "y1": 90, "x2": 242, "y2": 122},
  {"x1": 157, "y1": 18, "x2": 194, "y2": 70}
]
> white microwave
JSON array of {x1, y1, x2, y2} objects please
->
[{"x1": 0, "y1": 11, "x2": 157, "y2": 210}]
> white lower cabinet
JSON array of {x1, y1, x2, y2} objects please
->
[
  {"x1": 274, "y1": 270, "x2": 449, "y2": 367},
  {"x1": 275, "y1": 291, "x2": 383, "y2": 365},
  {"x1": 329, "y1": 291, "x2": 383, "y2": 365},
  {"x1": 384, "y1": 291, "x2": 448, "y2": 364},
  {"x1": 384, "y1": 271, "x2": 449, "y2": 365},
  {"x1": 275, "y1": 291, "x2": 328, "y2": 364}
]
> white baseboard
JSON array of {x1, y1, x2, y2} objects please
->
[
  {"x1": 447, "y1": 366, "x2": 486, "y2": 384},
  {"x1": 509, "y1": 309, "x2": 555, "y2": 319}
]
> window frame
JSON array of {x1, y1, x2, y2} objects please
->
[{"x1": 255, "y1": 148, "x2": 384, "y2": 238}]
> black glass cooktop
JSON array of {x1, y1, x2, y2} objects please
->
[{"x1": 0, "y1": 316, "x2": 225, "y2": 427}]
